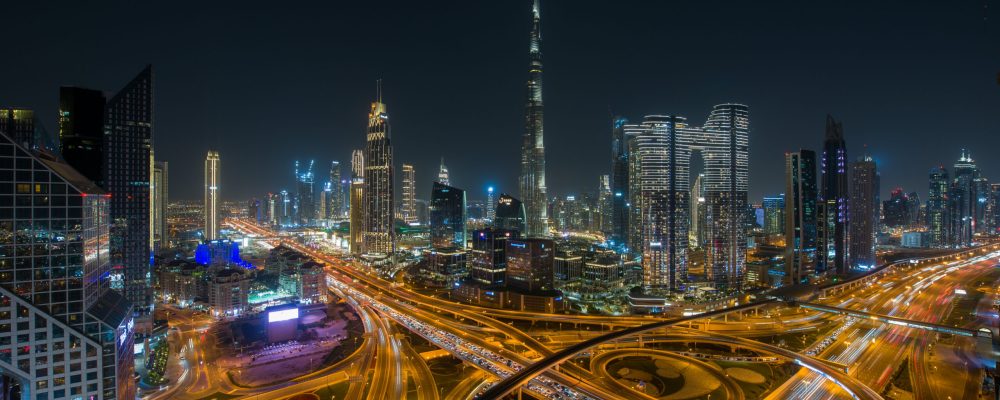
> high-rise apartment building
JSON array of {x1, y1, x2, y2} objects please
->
[
  {"x1": 625, "y1": 115, "x2": 688, "y2": 292},
  {"x1": 104, "y1": 65, "x2": 153, "y2": 312},
  {"x1": 350, "y1": 150, "x2": 365, "y2": 254},
  {"x1": 927, "y1": 165, "x2": 950, "y2": 246},
  {"x1": 784, "y1": 150, "x2": 817, "y2": 285},
  {"x1": 0, "y1": 131, "x2": 136, "y2": 399},
  {"x1": 205, "y1": 151, "x2": 220, "y2": 240},
  {"x1": 849, "y1": 155, "x2": 878, "y2": 269},
  {"x1": 762, "y1": 195, "x2": 785, "y2": 236},
  {"x1": 598, "y1": 174, "x2": 612, "y2": 235},
  {"x1": 817, "y1": 115, "x2": 849, "y2": 275},
  {"x1": 295, "y1": 160, "x2": 314, "y2": 226},
  {"x1": 153, "y1": 160, "x2": 168, "y2": 250},
  {"x1": 402, "y1": 164, "x2": 417, "y2": 224},
  {"x1": 329, "y1": 161, "x2": 343, "y2": 218},
  {"x1": 58, "y1": 87, "x2": 106, "y2": 183},
  {"x1": 689, "y1": 174, "x2": 706, "y2": 247},
  {"x1": 362, "y1": 86, "x2": 395, "y2": 256},
  {"x1": 519, "y1": 0, "x2": 549, "y2": 238},
  {"x1": 430, "y1": 182, "x2": 467, "y2": 248},
  {"x1": 610, "y1": 116, "x2": 630, "y2": 247}
]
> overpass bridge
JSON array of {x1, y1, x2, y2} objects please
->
[
  {"x1": 795, "y1": 301, "x2": 987, "y2": 338},
  {"x1": 475, "y1": 299, "x2": 884, "y2": 400}
]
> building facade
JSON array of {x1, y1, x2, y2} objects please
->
[
  {"x1": 0, "y1": 132, "x2": 135, "y2": 399},
  {"x1": 58, "y1": 87, "x2": 106, "y2": 183},
  {"x1": 103, "y1": 65, "x2": 154, "y2": 313},
  {"x1": 784, "y1": 150, "x2": 817, "y2": 285},
  {"x1": 205, "y1": 151, "x2": 220, "y2": 240},
  {"x1": 153, "y1": 160, "x2": 169, "y2": 250},
  {"x1": 817, "y1": 115, "x2": 849, "y2": 275},
  {"x1": 848, "y1": 155, "x2": 878, "y2": 269},
  {"x1": 519, "y1": 0, "x2": 549, "y2": 238},
  {"x1": 505, "y1": 238, "x2": 555, "y2": 293},
  {"x1": 362, "y1": 89, "x2": 394, "y2": 255},
  {"x1": 429, "y1": 182, "x2": 467, "y2": 249}
]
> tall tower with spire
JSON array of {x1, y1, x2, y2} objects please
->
[
  {"x1": 520, "y1": 0, "x2": 549, "y2": 237},
  {"x1": 437, "y1": 157, "x2": 450, "y2": 185},
  {"x1": 362, "y1": 81, "x2": 395, "y2": 256}
]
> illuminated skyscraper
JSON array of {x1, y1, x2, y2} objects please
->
[
  {"x1": 927, "y1": 165, "x2": 950, "y2": 246},
  {"x1": 58, "y1": 87, "x2": 106, "y2": 183},
  {"x1": 817, "y1": 115, "x2": 849, "y2": 275},
  {"x1": 520, "y1": 0, "x2": 549, "y2": 238},
  {"x1": 598, "y1": 174, "x2": 612, "y2": 234},
  {"x1": 849, "y1": 154, "x2": 878, "y2": 268},
  {"x1": 784, "y1": 150, "x2": 817, "y2": 285},
  {"x1": 295, "y1": 160, "x2": 315, "y2": 225},
  {"x1": 610, "y1": 116, "x2": 630, "y2": 247},
  {"x1": 329, "y1": 161, "x2": 343, "y2": 218},
  {"x1": 104, "y1": 65, "x2": 153, "y2": 312},
  {"x1": 625, "y1": 115, "x2": 688, "y2": 292},
  {"x1": 437, "y1": 157, "x2": 450, "y2": 186},
  {"x1": 153, "y1": 160, "x2": 168, "y2": 250},
  {"x1": 350, "y1": 150, "x2": 365, "y2": 254},
  {"x1": 697, "y1": 104, "x2": 750, "y2": 291},
  {"x1": 762, "y1": 195, "x2": 785, "y2": 236},
  {"x1": 486, "y1": 186, "x2": 496, "y2": 222},
  {"x1": 430, "y1": 182, "x2": 467, "y2": 248},
  {"x1": 402, "y1": 164, "x2": 417, "y2": 224},
  {"x1": 0, "y1": 131, "x2": 136, "y2": 399},
  {"x1": 362, "y1": 85, "x2": 395, "y2": 255},
  {"x1": 205, "y1": 151, "x2": 220, "y2": 240},
  {"x1": 950, "y1": 150, "x2": 979, "y2": 247},
  {"x1": 689, "y1": 174, "x2": 706, "y2": 247}
]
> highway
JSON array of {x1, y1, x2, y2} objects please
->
[{"x1": 767, "y1": 252, "x2": 1000, "y2": 399}]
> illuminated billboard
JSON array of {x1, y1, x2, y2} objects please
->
[{"x1": 268, "y1": 308, "x2": 299, "y2": 323}]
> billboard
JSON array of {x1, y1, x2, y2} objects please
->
[{"x1": 268, "y1": 308, "x2": 299, "y2": 323}]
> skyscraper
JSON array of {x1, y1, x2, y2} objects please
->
[
  {"x1": 762, "y1": 195, "x2": 785, "y2": 236},
  {"x1": 469, "y1": 228, "x2": 515, "y2": 288},
  {"x1": 610, "y1": 116, "x2": 630, "y2": 247},
  {"x1": 505, "y1": 238, "x2": 555, "y2": 293},
  {"x1": 295, "y1": 160, "x2": 315, "y2": 225},
  {"x1": 329, "y1": 161, "x2": 343, "y2": 218},
  {"x1": 350, "y1": 149, "x2": 365, "y2": 254},
  {"x1": 58, "y1": 87, "x2": 106, "y2": 183},
  {"x1": 696, "y1": 104, "x2": 750, "y2": 291},
  {"x1": 205, "y1": 151, "x2": 220, "y2": 240},
  {"x1": 0, "y1": 132, "x2": 136, "y2": 399},
  {"x1": 402, "y1": 164, "x2": 417, "y2": 224},
  {"x1": 494, "y1": 193, "x2": 527, "y2": 234},
  {"x1": 104, "y1": 65, "x2": 153, "y2": 312},
  {"x1": 784, "y1": 150, "x2": 817, "y2": 285},
  {"x1": 927, "y1": 165, "x2": 950, "y2": 246},
  {"x1": 437, "y1": 158, "x2": 450, "y2": 186},
  {"x1": 625, "y1": 115, "x2": 688, "y2": 292},
  {"x1": 849, "y1": 155, "x2": 878, "y2": 269},
  {"x1": 883, "y1": 188, "x2": 910, "y2": 228},
  {"x1": 817, "y1": 115, "x2": 849, "y2": 275},
  {"x1": 950, "y1": 150, "x2": 979, "y2": 247},
  {"x1": 153, "y1": 160, "x2": 169, "y2": 250},
  {"x1": 362, "y1": 84, "x2": 395, "y2": 256},
  {"x1": 430, "y1": 182, "x2": 468, "y2": 248},
  {"x1": 598, "y1": 174, "x2": 612, "y2": 235},
  {"x1": 486, "y1": 186, "x2": 496, "y2": 222},
  {"x1": 689, "y1": 173, "x2": 706, "y2": 247},
  {"x1": 519, "y1": 0, "x2": 549, "y2": 238}
]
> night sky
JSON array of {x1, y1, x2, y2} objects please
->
[{"x1": 2, "y1": 1, "x2": 998, "y2": 203}]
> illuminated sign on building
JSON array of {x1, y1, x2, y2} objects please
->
[{"x1": 268, "y1": 308, "x2": 299, "y2": 323}]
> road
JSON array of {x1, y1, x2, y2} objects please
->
[{"x1": 767, "y1": 252, "x2": 999, "y2": 399}]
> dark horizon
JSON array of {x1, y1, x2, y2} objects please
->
[{"x1": 2, "y1": 0, "x2": 998, "y2": 203}]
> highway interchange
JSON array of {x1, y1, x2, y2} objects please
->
[{"x1": 139, "y1": 219, "x2": 999, "y2": 400}]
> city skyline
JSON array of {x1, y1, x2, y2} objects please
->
[{"x1": 1, "y1": 1, "x2": 997, "y2": 202}]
